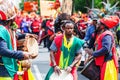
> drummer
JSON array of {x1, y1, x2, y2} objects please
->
[
  {"x1": 45, "y1": 20, "x2": 85, "y2": 80},
  {"x1": 0, "y1": 0, "x2": 33, "y2": 80},
  {"x1": 85, "y1": 16, "x2": 119, "y2": 80}
]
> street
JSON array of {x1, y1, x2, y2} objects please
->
[{"x1": 31, "y1": 44, "x2": 120, "y2": 80}]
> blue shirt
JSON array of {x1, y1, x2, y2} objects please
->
[
  {"x1": 0, "y1": 37, "x2": 24, "y2": 77},
  {"x1": 84, "y1": 25, "x2": 96, "y2": 41},
  {"x1": 93, "y1": 35, "x2": 112, "y2": 61}
]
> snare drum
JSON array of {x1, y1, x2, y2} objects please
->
[
  {"x1": 80, "y1": 59, "x2": 100, "y2": 80},
  {"x1": 50, "y1": 70, "x2": 73, "y2": 80}
]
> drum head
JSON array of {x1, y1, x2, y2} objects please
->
[
  {"x1": 27, "y1": 37, "x2": 38, "y2": 58},
  {"x1": 50, "y1": 70, "x2": 73, "y2": 80}
]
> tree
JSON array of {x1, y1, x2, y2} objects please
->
[
  {"x1": 61, "y1": 0, "x2": 73, "y2": 15},
  {"x1": 73, "y1": 0, "x2": 120, "y2": 13}
]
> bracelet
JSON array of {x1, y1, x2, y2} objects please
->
[{"x1": 53, "y1": 65, "x2": 57, "y2": 68}]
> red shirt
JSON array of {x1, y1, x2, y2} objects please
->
[{"x1": 31, "y1": 20, "x2": 40, "y2": 32}]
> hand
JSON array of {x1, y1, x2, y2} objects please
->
[
  {"x1": 53, "y1": 66, "x2": 61, "y2": 75},
  {"x1": 65, "y1": 66, "x2": 72, "y2": 73},
  {"x1": 84, "y1": 48, "x2": 93, "y2": 56},
  {"x1": 29, "y1": 53, "x2": 38, "y2": 59},
  {"x1": 22, "y1": 52, "x2": 31, "y2": 60},
  {"x1": 26, "y1": 34, "x2": 38, "y2": 40}
]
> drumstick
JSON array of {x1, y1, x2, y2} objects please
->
[
  {"x1": 84, "y1": 56, "x2": 93, "y2": 65},
  {"x1": 40, "y1": 34, "x2": 49, "y2": 40}
]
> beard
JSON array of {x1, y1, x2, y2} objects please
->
[{"x1": 65, "y1": 32, "x2": 73, "y2": 37}]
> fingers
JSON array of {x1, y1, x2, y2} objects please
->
[
  {"x1": 23, "y1": 52, "x2": 31, "y2": 60},
  {"x1": 84, "y1": 48, "x2": 93, "y2": 56},
  {"x1": 65, "y1": 66, "x2": 72, "y2": 73},
  {"x1": 54, "y1": 66, "x2": 61, "y2": 75}
]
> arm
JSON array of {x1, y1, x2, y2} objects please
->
[
  {"x1": 84, "y1": 25, "x2": 95, "y2": 41},
  {"x1": 84, "y1": 26, "x2": 91, "y2": 41},
  {"x1": 50, "y1": 41, "x2": 61, "y2": 75},
  {"x1": 0, "y1": 37, "x2": 30, "y2": 60},
  {"x1": 93, "y1": 35, "x2": 112, "y2": 57},
  {"x1": 69, "y1": 53, "x2": 82, "y2": 67},
  {"x1": 50, "y1": 50, "x2": 56, "y2": 66}
]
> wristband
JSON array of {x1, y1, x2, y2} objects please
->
[{"x1": 53, "y1": 65, "x2": 57, "y2": 68}]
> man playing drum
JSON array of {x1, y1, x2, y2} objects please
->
[
  {"x1": 0, "y1": 0, "x2": 33, "y2": 80},
  {"x1": 45, "y1": 20, "x2": 85, "y2": 80},
  {"x1": 85, "y1": 16, "x2": 119, "y2": 80}
]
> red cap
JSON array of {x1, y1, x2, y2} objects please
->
[{"x1": 100, "y1": 16, "x2": 119, "y2": 28}]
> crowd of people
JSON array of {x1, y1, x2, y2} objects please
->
[{"x1": 0, "y1": 0, "x2": 120, "y2": 80}]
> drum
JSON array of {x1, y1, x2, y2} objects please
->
[
  {"x1": 17, "y1": 39, "x2": 25, "y2": 50},
  {"x1": 26, "y1": 37, "x2": 39, "y2": 59},
  {"x1": 50, "y1": 70, "x2": 73, "y2": 80},
  {"x1": 80, "y1": 59, "x2": 100, "y2": 80}
]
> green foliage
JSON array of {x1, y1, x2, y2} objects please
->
[
  {"x1": 19, "y1": 3, "x2": 24, "y2": 10},
  {"x1": 74, "y1": 0, "x2": 87, "y2": 13},
  {"x1": 19, "y1": 0, "x2": 24, "y2": 10},
  {"x1": 46, "y1": 0, "x2": 56, "y2": 1},
  {"x1": 74, "y1": 0, "x2": 120, "y2": 13},
  {"x1": 94, "y1": 0, "x2": 103, "y2": 8}
]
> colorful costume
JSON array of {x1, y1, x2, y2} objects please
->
[
  {"x1": 45, "y1": 34, "x2": 84, "y2": 80},
  {"x1": 93, "y1": 16, "x2": 119, "y2": 80},
  {"x1": 0, "y1": 0, "x2": 35, "y2": 80},
  {"x1": 0, "y1": 26, "x2": 21, "y2": 80},
  {"x1": 94, "y1": 30, "x2": 118, "y2": 80}
]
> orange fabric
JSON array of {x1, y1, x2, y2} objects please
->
[{"x1": 24, "y1": 2, "x2": 38, "y2": 12}]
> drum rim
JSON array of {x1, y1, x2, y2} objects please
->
[{"x1": 80, "y1": 59, "x2": 94, "y2": 73}]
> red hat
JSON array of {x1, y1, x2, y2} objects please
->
[{"x1": 100, "y1": 16, "x2": 119, "y2": 28}]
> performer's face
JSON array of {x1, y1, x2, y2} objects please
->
[
  {"x1": 64, "y1": 23, "x2": 74, "y2": 36},
  {"x1": 96, "y1": 23, "x2": 104, "y2": 31}
]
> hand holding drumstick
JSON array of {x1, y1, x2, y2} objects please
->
[
  {"x1": 84, "y1": 48, "x2": 93, "y2": 56},
  {"x1": 84, "y1": 48, "x2": 93, "y2": 64}
]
